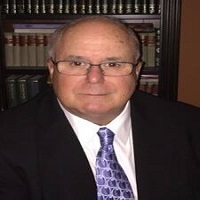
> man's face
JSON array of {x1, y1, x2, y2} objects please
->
[{"x1": 48, "y1": 21, "x2": 142, "y2": 125}]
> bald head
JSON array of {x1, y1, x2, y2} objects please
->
[{"x1": 48, "y1": 16, "x2": 141, "y2": 63}]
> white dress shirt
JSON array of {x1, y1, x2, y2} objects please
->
[{"x1": 58, "y1": 100, "x2": 138, "y2": 200}]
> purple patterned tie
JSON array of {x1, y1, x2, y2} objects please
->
[{"x1": 96, "y1": 127, "x2": 134, "y2": 199}]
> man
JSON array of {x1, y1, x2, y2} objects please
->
[{"x1": 0, "y1": 16, "x2": 200, "y2": 200}]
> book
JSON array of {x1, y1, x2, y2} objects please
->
[
  {"x1": 31, "y1": 0, "x2": 39, "y2": 14},
  {"x1": 77, "y1": 0, "x2": 86, "y2": 14},
  {"x1": 9, "y1": 0, "x2": 17, "y2": 14},
  {"x1": 149, "y1": 0, "x2": 157, "y2": 14},
  {"x1": 2, "y1": 0, "x2": 9, "y2": 14},
  {"x1": 16, "y1": 0, "x2": 25, "y2": 13},
  {"x1": 39, "y1": 0, "x2": 46, "y2": 13},
  {"x1": 86, "y1": 0, "x2": 93, "y2": 14},
  {"x1": 45, "y1": 0, "x2": 54, "y2": 14},
  {"x1": 13, "y1": 33, "x2": 21, "y2": 67},
  {"x1": 117, "y1": 0, "x2": 124, "y2": 14},
  {"x1": 109, "y1": 0, "x2": 117, "y2": 14},
  {"x1": 63, "y1": 0, "x2": 70, "y2": 13},
  {"x1": 155, "y1": 28, "x2": 160, "y2": 67},
  {"x1": 54, "y1": 0, "x2": 63, "y2": 14},
  {"x1": 13, "y1": 23, "x2": 62, "y2": 33},
  {"x1": 134, "y1": 0, "x2": 141, "y2": 14},
  {"x1": 36, "y1": 33, "x2": 45, "y2": 67},
  {"x1": 101, "y1": 0, "x2": 109, "y2": 14},
  {"x1": 94, "y1": 0, "x2": 101, "y2": 14},
  {"x1": 6, "y1": 75, "x2": 22, "y2": 108},
  {"x1": 125, "y1": 0, "x2": 133, "y2": 14},
  {"x1": 4, "y1": 32, "x2": 14, "y2": 67},
  {"x1": 71, "y1": 0, "x2": 78, "y2": 14},
  {"x1": 27, "y1": 33, "x2": 37, "y2": 67},
  {"x1": 141, "y1": 0, "x2": 148, "y2": 14},
  {"x1": 17, "y1": 75, "x2": 33, "y2": 104},
  {"x1": 146, "y1": 31, "x2": 156, "y2": 67},
  {"x1": 24, "y1": 0, "x2": 32, "y2": 14},
  {"x1": 19, "y1": 33, "x2": 29, "y2": 66},
  {"x1": 28, "y1": 75, "x2": 48, "y2": 98}
]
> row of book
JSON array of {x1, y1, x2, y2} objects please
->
[
  {"x1": 4, "y1": 23, "x2": 160, "y2": 68},
  {"x1": 4, "y1": 32, "x2": 50, "y2": 67},
  {"x1": 1, "y1": 0, "x2": 161, "y2": 15},
  {"x1": 5, "y1": 74, "x2": 49, "y2": 108},
  {"x1": 138, "y1": 75, "x2": 158, "y2": 96}
]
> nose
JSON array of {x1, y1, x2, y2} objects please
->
[{"x1": 86, "y1": 65, "x2": 104, "y2": 83}]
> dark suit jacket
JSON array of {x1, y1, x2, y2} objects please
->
[{"x1": 0, "y1": 88, "x2": 200, "y2": 200}]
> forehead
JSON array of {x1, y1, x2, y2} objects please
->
[{"x1": 54, "y1": 20, "x2": 135, "y2": 60}]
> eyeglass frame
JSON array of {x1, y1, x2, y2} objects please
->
[{"x1": 50, "y1": 58, "x2": 139, "y2": 77}]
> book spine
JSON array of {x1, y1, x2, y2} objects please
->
[
  {"x1": 2, "y1": 0, "x2": 9, "y2": 14},
  {"x1": 4, "y1": 32, "x2": 14, "y2": 67},
  {"x1": 54, "y1": 0, "x2": 63, "y2": 14},
  {"x1": 45, "y1": 0, "x2": 54, "y2": 14},
  {"x1": 77, "y1": 0, "x2": 86, "y2": 14},
  {"x1": 28, "y1": 75, "x2": 48, "y2": 98},
  {"x1": 17, "y1": 75, "x2": 31, "y2": 104},
  {"x1": 134, "y1": 0, "x2": 141, "y2": 14},
  {"x1": 25, "y1": 0, "x2": 32, "y2": 13},
  {"x1": 139, "y1": 32, "x2": 148, "y2": 67},
  {"x1": 19, "y1": 34, "x2": 29, "y2": 66},
  {"x1": 71, "y1": 0, "x2": 77, "y2": 14},
  {"x1": 44, "y1": 34, "x2": 49, "y2": 67},
  {"x1": 155, "y1": 28, "x2": 160, "y2": 67},
  {"x1": 109, "y1": 0, "x2": 117, "y2": 14},
  {"x1": 6, "y1": 75, "x2": 21, "y2": 108},
  {"x1": 94, "y1": 0, "x2": 100, "y2": 14},
  {"x1": 125, "y1": 0, "x2": 133, "y2": 14},
  {"x1": 31, "y1": 0, "x2": 39, "y2": 14},
  {"x1": 28, "y1": 33, "x2": 37, "y2": 67},
  {"x1": 13, "y1": 33, "x2": 21, "y2": 67},
  {"x1": 149, "y1": 0, "x2": 157, "y2": 14},
  {"x1": 9, "y1": 0, "x2": 17, "y2": 14},
  {"x1": 36, "y1": 33, "x2": 45, "y2": 67},
  {"x1": 117, "y1": 0, "x2": 124, "y2": 14},
  {"x1": 101, "y1": 0, "x2": 109, "y2": 14},
  {"x1": 39, "y1": 0, "x2": 46, "y2": 13},
  {"x1": 86, "y1": 0, "x2": 93, "y2": 14},
  {"x1": 16, "y1": 0, "x2": 25, "y2": 13},
  {"x1": 147, "y1": 31, "x2": 156, "y2": 67},
  {"x1": 63, "y1": 0, "x2": 70, "y2": 13},
  {"x1": 141, "y1": 0, "x2": 148, "y2": 14}
]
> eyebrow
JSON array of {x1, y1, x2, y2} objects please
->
[{"x1": 64, "y1": 55, "x2": 125, "y2": 62}]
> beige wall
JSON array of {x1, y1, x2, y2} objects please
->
[{"x1": 178, "y1": 0, "x2": 200, "y2": 107}]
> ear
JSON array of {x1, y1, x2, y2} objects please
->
[
  {"x1": 47, "y1": 58, "x2": 55, "y2": 79},
  {"x1": 135, "y1": 61, "x2": 143, "y2": 80}
]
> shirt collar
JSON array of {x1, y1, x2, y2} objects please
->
[{"x1": 58, "y1": 100, "x2": 131, "y2": 145}]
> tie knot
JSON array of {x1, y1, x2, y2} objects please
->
[{"x1": 97, "y1": 127, "x2": 114, "y2": 147}]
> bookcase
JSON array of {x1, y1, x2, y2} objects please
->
[{"x1": 0, "y1": 0, "x2": 181, "y2": 111}]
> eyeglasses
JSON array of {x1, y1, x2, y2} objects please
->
[{"x1": 51, "y1": 59, "x2": 138, "y2": 76}]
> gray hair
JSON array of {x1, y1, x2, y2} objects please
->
[{"x1": 48, "y1": 16, "x2": 141, "y2": 63}]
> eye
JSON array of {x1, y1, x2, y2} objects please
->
[
  {"x1": 69, "y1": 61, "x2": 87, "y2": 67},
  {"x1": 105, "y1": 62, "x2": 122, "y2": 68}
]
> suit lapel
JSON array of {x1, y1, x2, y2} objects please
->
[
  {"x1": 131, "y1": 93, "x2": 175, "y2": 200},
  {"x1": 34, "y1": 90, "x2": 97, "y2": 199}
]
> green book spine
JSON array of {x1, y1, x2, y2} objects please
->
[
  {"x1": 125, "y1": 0, "x2": 133, "y2": 14},
  {"x1": 6, "y1": 75, "x2": 22, "y2": 108},
  {"x1": 2, "y1": 0, "x2": 9, "y2": 14},
  {"x1": 63, "y1": 0, "x2": 70, "y2": 13},
  {"x1": 101, "y1": 0, "x2": 108, "y2": 14},
  {"x1": 117, "y1": 0, "x2": 124, "y2": 14},
  {"x1": 54, "y1": 0, "x2": 63, "y2": 13},
  {"x1": 16, "y1": 0, "x2": 25, "y2": 13},
  {"x1": 17, "y1": 75, "x2": 32, "y2": 104}
]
